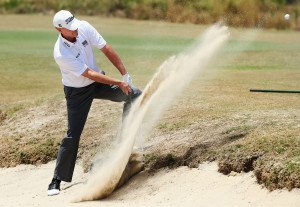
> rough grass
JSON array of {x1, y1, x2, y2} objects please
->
[
  {"x1": 0, "y1": 15, "x2": 299, "y2": 191},
  {"x1": 219, "y1": 128, "x2": 300, "y2": 190}
]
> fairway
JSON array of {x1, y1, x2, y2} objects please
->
[
  {"x1": 1, "y1": 15, "x2": 299, "y2": 105},
  {"x1": 0, "y1": 14, "x2": 299, "y2": 192}
]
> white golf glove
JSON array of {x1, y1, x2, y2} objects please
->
[{"x1": 122, "y1": 73, "x2": 133, "y2": 86}]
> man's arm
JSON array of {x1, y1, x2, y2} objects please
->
[
  {"x1": 100, "y1": 44, "x2": 127, "y2": 76},
  {"x1": 82, "y1": 68, "x2": 131, "y2": 95}
]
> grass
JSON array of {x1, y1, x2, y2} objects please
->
[
  {"x1": 0, "y1": 29, "x2": 61, "y2": 104},
  {"x1": 1, "y1": 0, "x2": 298, "y2": 29},
  {"x1": 0, "y1": 14, "x2": 299, "y2": 190}
]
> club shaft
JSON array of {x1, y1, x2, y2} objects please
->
[{"x1": 250, "y1": 89, "x2": 300, "y2": 94}]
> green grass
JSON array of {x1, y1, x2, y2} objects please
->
[
  {"x1": 0, "y1": 29, "x2": 60, "y2": 104},
  {"x1": 1, "y1": 15, "x2": 298, "y2": 130},
  {"x1": 0, "y1": 16, "x2": 299, "y2": 106}
]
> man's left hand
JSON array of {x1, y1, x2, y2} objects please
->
[{"x1": 118, "y1": 81, "x2": 132, "y2": 95}]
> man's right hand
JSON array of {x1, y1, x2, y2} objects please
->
[
  {"x1": 82, "y1": 68, "x2": 132, "y2": 95},
  {"x1": 118, "y1": 81, "x2": 132, "y2": 95},
  {"x1": 82, "y1": 68, "x2": 131, "y2": 95}
]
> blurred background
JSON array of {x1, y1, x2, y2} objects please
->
[{"x1": 0, "y1": 0, "x2": 300, "y2": 29}]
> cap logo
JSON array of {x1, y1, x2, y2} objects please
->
[{"x1": 65, "y1": 15, "x2": 74, "y2": 25}]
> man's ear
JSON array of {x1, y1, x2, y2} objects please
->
[{"x1": 55, "y1": 27, "x2": 61, "y2": 32}]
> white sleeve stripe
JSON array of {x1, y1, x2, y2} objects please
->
[{"x1": 96, "y1": 40, "x2": 107, "y2": 49}]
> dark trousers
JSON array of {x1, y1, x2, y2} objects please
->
[{"x1": 53, "y1": 82, "x2": 142, "y2": 182}]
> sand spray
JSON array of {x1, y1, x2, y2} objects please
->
[{"x1": 74, "y1": 24, "x2": 230, "y2": 202}]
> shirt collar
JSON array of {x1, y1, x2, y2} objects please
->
[{"x1": 59, "y1": 34, "x2": 77, "y2": 48}]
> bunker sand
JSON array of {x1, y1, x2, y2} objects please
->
[{"x1": 1, "y1": 162, "x2": 300, "y2": 207}]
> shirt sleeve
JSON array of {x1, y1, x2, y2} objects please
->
[
  {"x1": 55, "y1": 57, "x2": 88, "y2": 77},
  {"x1": 84, "y1": 21, "x2": 107, "y2": 49}
]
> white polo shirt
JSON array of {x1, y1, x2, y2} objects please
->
[{"x1": 53, "y1": 20, "x2": 107, "y2": 88}]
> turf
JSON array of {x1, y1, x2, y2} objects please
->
[{"x1": 0, "y1": 15, "x2": 299, "y2": 105}]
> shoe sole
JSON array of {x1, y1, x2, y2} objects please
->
[{"x1": 47, "y1": 189, "x2": 60, "y2": 196}]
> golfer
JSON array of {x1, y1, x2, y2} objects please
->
[{"x1": 48, "y1": 10, "x2": 141, "y2": 196}]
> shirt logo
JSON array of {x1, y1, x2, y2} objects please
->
[
  {"x1": 64, "y1": 42, "x2": 70, "y2": 47},
  {"x1": 82, "y1": 40, "x2": 88, "y2": 47},
  {"x1": 76, "y1": 53, "x2": 80, "y2": 58},
  {"x1": 65, "y1": 16, "x2": 75, "y2": 25}
]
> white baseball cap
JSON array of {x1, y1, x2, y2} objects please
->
[{"x1": 53, "y1": 10, "x2": 80, "y2": 31}]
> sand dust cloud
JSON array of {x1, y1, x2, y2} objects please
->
[{"x1": 74, "y1": 24, "x2": 230, "y2": 202}]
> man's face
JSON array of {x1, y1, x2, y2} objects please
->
[{"x1": 56, "y1": 27, "x2": 78, "y2": 39}]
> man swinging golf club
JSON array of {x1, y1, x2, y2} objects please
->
[{"x1": 48, "y1": 10, "x2": 142, "y2": 196}]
